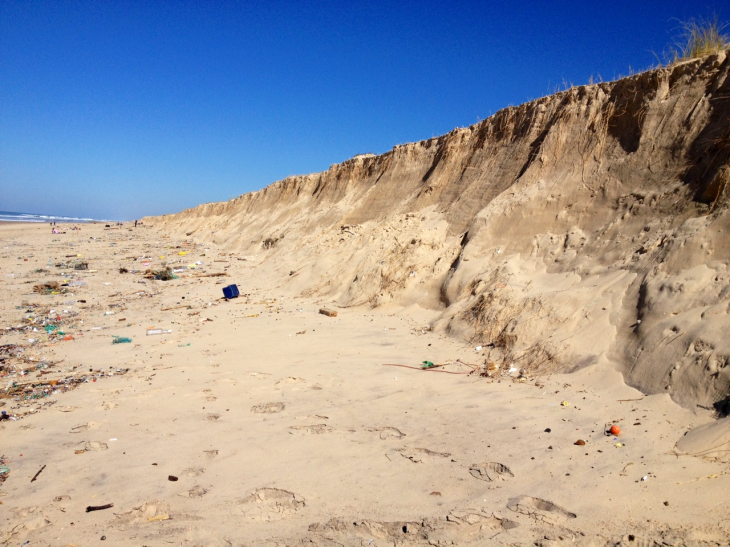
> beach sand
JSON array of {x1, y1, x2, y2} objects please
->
[{"x1": 1, "y1": 223, "x2": 729, "y2": 546}]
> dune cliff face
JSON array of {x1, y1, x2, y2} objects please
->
[{"x1": 149, "y1": 51, "x2": 730, "y2": 411}]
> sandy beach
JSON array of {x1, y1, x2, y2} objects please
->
[{"x1": 1, "y1": 222, "x2": 729, "y2": 546}]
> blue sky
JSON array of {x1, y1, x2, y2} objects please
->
[{"x1": 0, "y1": 1, "x2": 725, "y2": 220}]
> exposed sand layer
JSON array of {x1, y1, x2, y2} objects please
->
[
  {"x1": 149, "y1": 51, "x2": 730, "y2": 414},
  {"x1": 1, "y1": 223, "x2": 729, "y2": 545}
]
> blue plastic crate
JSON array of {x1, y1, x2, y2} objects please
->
[{"x1": 222, "y1": 284, "x2": 240, "y2": 299}]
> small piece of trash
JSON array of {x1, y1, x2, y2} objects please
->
[{"x1": 148, "y1": 514, "x2": 170, "y2": 522}]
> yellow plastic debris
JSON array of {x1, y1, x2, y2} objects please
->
[
  {"x1": 560, "y1": 401, "x2": 570, "y2": 407},
  {"x1": 178, "y1": 251, "x2": 186, "y2": 256}
]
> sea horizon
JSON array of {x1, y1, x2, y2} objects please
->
[{"x1": 0, "y1": 210, "x2": 117, "y2": 224}]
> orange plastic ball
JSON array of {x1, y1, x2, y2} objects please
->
[{"x1": 610, "y1": 424, "x2": 621, "y2": 436}]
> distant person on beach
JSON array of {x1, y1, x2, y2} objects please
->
[{"x1": 135, "y1": 220, "x2": 138, "y2": 227}]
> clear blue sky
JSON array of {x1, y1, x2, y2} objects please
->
[{"x1": 1, "y1": 1, "x2": 725, "y2": 220}]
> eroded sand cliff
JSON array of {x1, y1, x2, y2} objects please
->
[{"x1": 149, "y1": 51, "x2": 730, "y2": 412}]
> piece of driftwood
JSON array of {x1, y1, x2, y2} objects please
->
[
  {"x1": 319, "y1": 308, "x2": 338, "y2": 317},
  {"x1": 30, "y1": 464, "x2": 46, "y2": 482},
  {"x1": 179, "y1": 272, "x2": 229, "y2": 278},
  {"x1": 191, "y1": 272, "x2": 229, "y2": 278}
]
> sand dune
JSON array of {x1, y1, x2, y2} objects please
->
[{"x1": 150, "y1": 51, "x2": 730, "y2": 414}]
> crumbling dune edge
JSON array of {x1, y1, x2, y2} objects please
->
[{"x1": 147, "y1": 51, "x2": 730, "y2": 411}]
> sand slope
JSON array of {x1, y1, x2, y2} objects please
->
[{"x1": 149, "y1": 51, "x2": 730, "y2": 412}]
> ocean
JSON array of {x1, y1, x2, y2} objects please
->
[{"x1": 0, "y1": 210, "x2": 105, "y2": 223}]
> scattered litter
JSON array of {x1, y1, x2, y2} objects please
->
[
  {"x1": 147, "y1": 329, "x2": 172, "y2": 336},
  {"x1": 144, "y1": 268, "x2": 176, "y2": 281},
  {"x1": 610, "y1": 424, "x2": 621, "y2": 436},
  {"x1": 112, "y1": 336, "x2": 132, "y2": 344},
  {"x1": 574, "y1": 439, "x2": 586, "y2": 446},
  {"x1": 168, "y1": 475, "x2": 178, "y2": 481},
  {"x1": 222, "y1": 284, "x2": 239, "y2": 299},
  {"x1": 560, "y1": 401, "x2": 570, "y2": 407},
  {"x1": 86, "y1": 503, "x2": 114, "y2": 513},
  {"x1": 148, "y1": 514, "x2": 170, "y2": 522},
  {"x1": 319, "y1": 308, "x2": 337, "y2": 317}
]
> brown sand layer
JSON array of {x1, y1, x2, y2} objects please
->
[
  {"x1": 148, "y1": 51, "x2": 730, "y2": 413},
  {"x1": 1, "y1": 223, "x2": 729, "y2": 545}
]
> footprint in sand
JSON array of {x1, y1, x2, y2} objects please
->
[
  {"x1": 207, "y1": 413, "x2": 221, "y2": 421},
  {"x1": 276, "y1": 377, "x2": 321, "y2": 390},
  {"x1": 446, "y1": 510, "x2": 520, "y2": 532},
  {"x1": 277, "y1": 376, "x2": 305, "y2": 385},
  {"x1": 251, "y1": 402, "x2": 285, "y2": 414},
  {"x1": 250, "y1": 372, "x2": 271, "y2": 379},
  {"x1": 180, "y1": 485, "x2": 208, "y2": 498},
  {"x1": 368, "y1": 426, "x2": 406, "y2": 440},
  {"x1": 506, "y1": 496, "x2": 576, "y2": 524},
  {"x1": 84, "y1": 441, "x2": 108, "y2": 451},
  {"x1": 183, "y1": 467, "x2": 205, "y2": 477},
  {"x1": 114, "y1": 500, "x2": 171, "y2": 527},
  {"x1": 397, "y1": 447, "x2": 451, "y2": 463},
  {"x1": 56, "y1": 406, "x2": 77, "y2": 413},
  {"x1": 289, "y1": 424, "x2": 333, "y2": 434},
  {"x1": 100, "y1": 401, "x2": 117, "y2": 410},
  {"x1": 203, "y1": 450, "x2": 218, "y2": 458},
  {"x1": 295, "y1": 414, "x2": 328, "y2": 420},
  {"x1": 234, "y1": 488, "x2": 304, "y2": 521},
  {"x1": 469, "y1": 462, "x2": 514, "y2": 482},
  {"x1": 71, "y1": 421, "x2": 101, "y2": 433}
]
